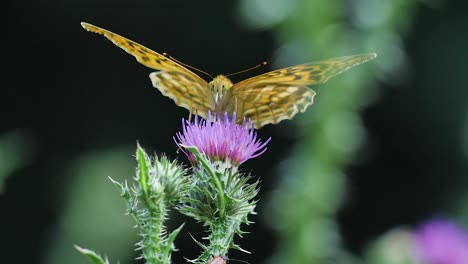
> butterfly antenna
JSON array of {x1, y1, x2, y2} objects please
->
[
  {"x1": 225, "y1": 61, "x2": 268, "y2": 77},
  {"x1": 163, "y1": 52, "x2": 214, "y2": 79}
]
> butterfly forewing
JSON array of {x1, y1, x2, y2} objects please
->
[
  {"x1": 233, "y1": 53, "x2": 376, "y2": 87},
  {"x1": 231, "y1": 53, "x2": 376, "y2": 127},
  {"x1": 81, "y1": 22, "x2": 211, "y2": 113}
]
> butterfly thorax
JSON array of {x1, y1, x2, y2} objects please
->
[{"x1": 209, "y1": 75, "x2": 234, "y2": 113}]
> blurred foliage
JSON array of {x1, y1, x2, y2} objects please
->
[
  {"x1": 364, "y1": 229, "x2": 417, "y2": 264},
  {"x1": 238, "y1": 0, "x2": 418, "y2": 263},
  {"x1": 42, "y1": 147, "x2": 137, "y2": 264},
  {"x1": 0, "y1": 130, "x2": 35, "y2": 192}
]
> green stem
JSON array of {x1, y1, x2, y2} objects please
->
[
  {"x1": 209, "y1": 218, "x2": 237, "y2": 257},
  {"x1": 142, "y1": 200, "x2": 169, "y2": 264},
  {"x1": 213, "y1": 171, "x2": 226, "y2": 217}
]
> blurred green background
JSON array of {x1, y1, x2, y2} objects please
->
[{"x1": 1, "y1": 0, "x2": 467, "y2": 263}]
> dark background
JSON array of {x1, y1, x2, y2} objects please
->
[{"x1": 2, "y1": 0, "x2": 467, "y2": 263}]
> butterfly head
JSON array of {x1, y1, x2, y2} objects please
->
[{"x1": 209, "y1": 75, "x2": 234, "y2": 106}]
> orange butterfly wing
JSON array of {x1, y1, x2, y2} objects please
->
[
  {"x1": 81, "y1": 22, "x2": 212, "y2": 114},
  {"x1": 230, "y1": 54, "x2": 376, "y2": 128}
]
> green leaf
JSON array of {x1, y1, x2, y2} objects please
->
[
  {"x1": 107, "y1": 176, "x2": 130, "y2": 200},
  {"x1": 167, "y1": 223, "x2": 185, "y2": 250},
  {"x1": 181, "y1": 145, "x2": 216, "y2": 178},
  {"x1": 136, "y1": 143, "x2": 151, "y2": 203},
  {"x1": 230, "y1": 243, "x2": 251, "y2": 254},
  {"x1": 189, "y1": 233, "x2": 208, "y2": 251},
  {"x1": 74, "y1": 245, "x2": 110, "y2": 264}
]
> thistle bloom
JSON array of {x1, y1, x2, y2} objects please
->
[
  {"x1": 174, "y1": 112, "x2": 271, "y2": 166},
  {"x1": 414, "y1": 219, "x2": 468, "y2": 264}
]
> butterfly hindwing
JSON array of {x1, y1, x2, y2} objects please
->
[
  {"x1": 150, "y1": 71, "x2": 212, "y2": 114},
  {"x1": 232, "y1": 84, "x2": 316, "y2": 128}
]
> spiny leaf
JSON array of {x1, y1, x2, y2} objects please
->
[
  {"x1": 167, "y1": 223, "x2": 185, "y2": 249},
  {"x1": 136, "y1": 143, "x2": 150, "y2": 200},
  {"x1": 74, "y1": 245, "x2": 110, "y2": 264}
]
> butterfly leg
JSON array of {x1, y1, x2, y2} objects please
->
[
  {"x1": 188, "y1": 108, "x2": 200, "y2": 123},
  {"x1": 188, "y1": 111, "x2": 193, "y2": 123},
  {"x1": 234, "y1": 97, "x2": 238, "y2": 116}
]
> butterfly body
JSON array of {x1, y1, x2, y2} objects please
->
[
  {"x1": 81, "y1": 22, "x2": 376, "y2": 128},
  {"x1": 209, "y1": 75, "x2": 235, "y2": 114}
]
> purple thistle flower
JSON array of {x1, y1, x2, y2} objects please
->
[
  {"x1": 414, "y1": 219, "x2": 468, "y2": 264},
  {"x1": 174, "y1": 112, "x2": 271, "y2": 167}
]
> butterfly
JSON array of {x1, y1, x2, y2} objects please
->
[{"x1": 81, "y1": 22, "x2": 376, "y2": 129}]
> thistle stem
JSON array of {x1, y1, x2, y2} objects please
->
[
  {"x1": 208, "y1": 218, "x2": 236, "y2": 257},
  {"x1": 213, "y1": 171, "x2": 226, "y2": 217},
  {"x1": 141, "y1": 199, "x2": 169, "y2": 264}
]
